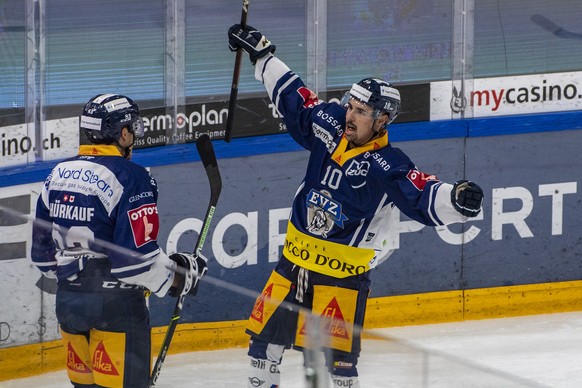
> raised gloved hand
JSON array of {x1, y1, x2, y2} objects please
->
[
  {"x1": 168, "y1": 252, "x2": 208, "y2": 297},
  {"x1": 451, "y1": 180, "x2": 483, "y2": 217},
  {"x1": 228, "y1": 23, "x2": 276, "y2": 64}
]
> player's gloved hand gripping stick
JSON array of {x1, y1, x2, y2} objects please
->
[{"x1": 148, "y1": 134, "x2": 222, "y2": 387}]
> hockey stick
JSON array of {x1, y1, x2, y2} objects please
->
[
  {"x1": 224, "y1": 0, "x2": 250, "y2": 143},
  {"x1": 148, "y1": 134, "x2": 222, "y2": 387},
  {"x1": 531, "y1": 14, "x2": 582, "y2": 39}
]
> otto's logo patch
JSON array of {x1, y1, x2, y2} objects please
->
[
  {"x1": 406, "y1": 169, "x2": 438, "y2": 191},
  {"x1": 127, "y1": 203, "x2": 159, "y2": 247}
]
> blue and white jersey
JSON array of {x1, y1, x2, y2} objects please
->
[
  {"x1": 255, "y1": 55, "x2": 468, "y2": 278},
  {"x1": 31, "y1": 144, "x2": 175, "y2": 296}
]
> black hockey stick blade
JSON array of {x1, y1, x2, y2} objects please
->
[
  {"x1": 196, "y1": 134, "x2": 222, "y2": 205},
  {"x1": 224, "y1": 0, "x2": 250, "y2": 143},
  {"x1": 193, "y1": 134, "x2": 222, "y2": 254},
  {"x1": 531, "y1": 14, "x2": 582, "y2": 39},
  {"x1": 148, "y1": 134, "x2": 222, "y2": 387}
]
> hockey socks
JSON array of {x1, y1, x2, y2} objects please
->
[
  {"x1": 331, "y1": 374, "x2": 361, "y2": 388},
  {"x1": 247, "y1": 357, "x2": 280, "y2": 388}
]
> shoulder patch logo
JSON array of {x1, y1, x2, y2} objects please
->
[
  {"x1": 127, "y1": 203, "x2": 159, "y2": 247},
  {"x1": 297, "y1": 86, "x2": 320, "y2": 108},
  {"x1": 406, "y1": 169, "x2": 438, "y2": 191}
]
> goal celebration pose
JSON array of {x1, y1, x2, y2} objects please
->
[{"x1": 228, "y1": 24, "x2": 484, "y2": 388}]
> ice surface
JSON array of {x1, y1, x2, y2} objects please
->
[{"x1": 3, "y1": 312, "x2": 582, "y2": 387}]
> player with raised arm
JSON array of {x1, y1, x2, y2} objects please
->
[
  {"x1": 30, "y1": 94, "x2": 207, "y2": 388},
  {"x1": 227, "y1": 25, "x2": 484, "y2": 388}
]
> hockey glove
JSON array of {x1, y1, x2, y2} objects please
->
[
  {"x1": 451, "y1": 180, "x2": 484, "y2": 217},
  {"x1": 228, "y1": 23, "x2": 276, "y2": 64},
  {"x1": 168, "y1": 252, "x2": 208, "y2": 297}
]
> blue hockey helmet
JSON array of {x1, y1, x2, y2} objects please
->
[
  {"x1": 341, "y1": 78, "x2": 401, "y2": 125},
  {"x1": 80, "y1": 94, "x2": 144, "y2": 144}
]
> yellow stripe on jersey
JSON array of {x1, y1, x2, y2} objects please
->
[
  {"x1": 78, "y1": 144, "x2": 123, "y2": 157},
  {"x1": 282, "y1": 222, "x2": 375, "y2": 278},
  {"x1": 330, "y1": 130, "x2": 388, "y2": 167}
]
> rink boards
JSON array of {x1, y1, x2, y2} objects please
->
[{"x1": 1, "y1": 111, "x2": 582, "y2": 380}]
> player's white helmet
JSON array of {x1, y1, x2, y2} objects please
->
[{"x1": 80, "y1": 94, "x2": 144, "y2": 144}]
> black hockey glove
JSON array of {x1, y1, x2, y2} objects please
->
[
  {"x1": 451, "y1": 180, "x2": 484, "y2": 217},
  {"x1": 228, "y1": 23, "x2": 276, "y2": 64},
  {"x1": 168, "y1": 252, "x2": 208, "y2": 297}
]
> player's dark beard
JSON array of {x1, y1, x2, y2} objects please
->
[{"x1": 353, "y1": 123, "x2": 378, "y2": 148}]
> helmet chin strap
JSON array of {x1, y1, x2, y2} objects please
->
[
  {"x1": 364, "y1": 126, "x2": 378, "y2": 144},
  {"x1": 114, "y1": 140, "x2": 132, "y2": 159},
  {"x1": 365, "y1": 118, "x2": 385, "y2": 143},
  {"x1": 115, "y1": 126, "x2": 136, "y2": 159},
  {"x1": 122, "y1": 145, "x2": 132, "y2": 159}
]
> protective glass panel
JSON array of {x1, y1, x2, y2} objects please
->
[
  {"x1": 184, "y1": 0, "x2": 307, "y2": 98},
  {"x1": 0, "y1": 0, "x2": 26, "y2": 110},
  {"x1": 44, "y1": 0, "x2": 165, "y2": 106},
  {"x1": 474, "y1": 0, "x2": 582, "y2": 77}
]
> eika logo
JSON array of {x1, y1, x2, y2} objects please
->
[
  {"x1": 67, "y1": 342, "x2": 91, "y2": 373},
  {"x1": 321, "y1": 297, "x2": 350, "y2": 339},
  {"x1": 92, "y1": 341, "x2": 119, "y2": 376},
  {"x1": 299, "y1": 297, "x2": 350, "y2": 340},
  {"x1": 250, "y1": 283, "x2": 273, "y2": 323},
  {"x1": 305, "y1": 189, "x2": 348, "y2": 228}
]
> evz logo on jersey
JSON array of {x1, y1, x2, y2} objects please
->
[
  {"x1": 305, "y1": 189, "x2": 348, "y2": 235},
  {"x1": 406, "y1": 169, "x2": 438, "y2": 191},
  {"x1": 127, "y1": 203, "x2": 159, "y2": 247}
]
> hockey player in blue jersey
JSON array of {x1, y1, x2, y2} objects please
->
[
  {"x1": 228, "y1": 25, "x2": 484, "y2": 388},
  {"x1": 31, "y1": 94, "x2": 207, "y2": 388}
]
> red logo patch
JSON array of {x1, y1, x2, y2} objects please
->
[
  {"x1": 127, "y1": 203, "x2": 159, "y2": 247},
  {"x1": 297, "y1": 86, "x2": 320, "y2": 108},
  {"x1": 406, "y1": 169, "x2": 438, "y2": 191}
]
